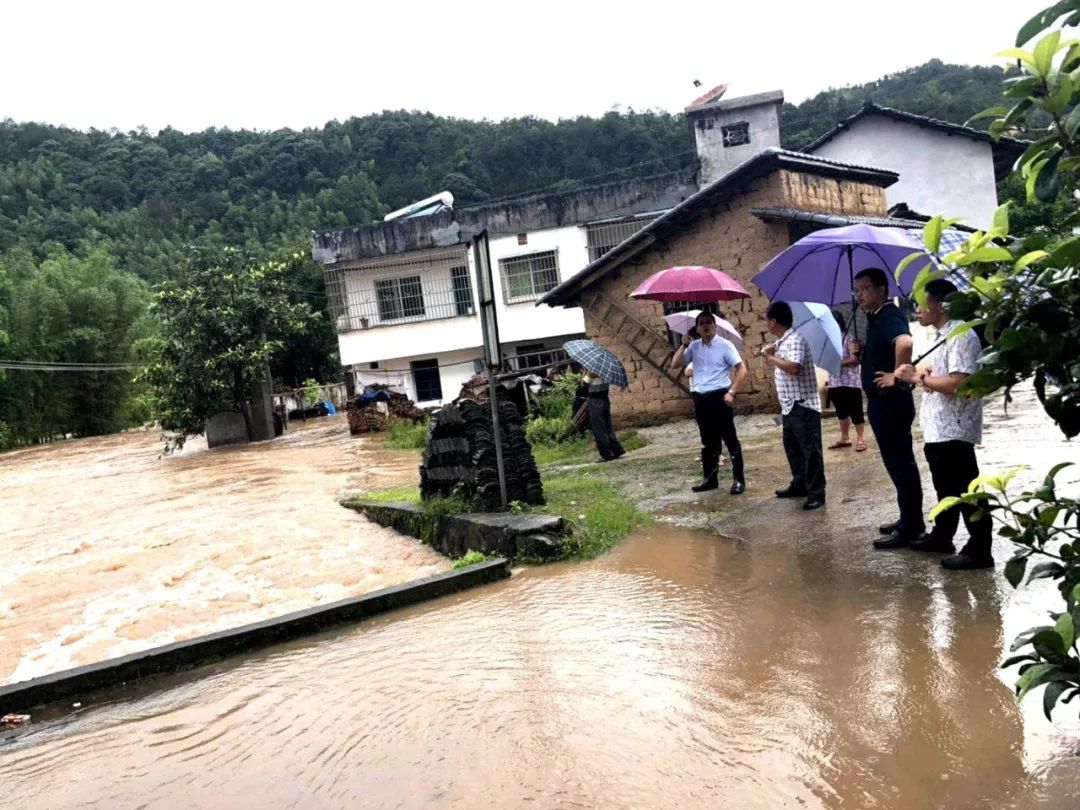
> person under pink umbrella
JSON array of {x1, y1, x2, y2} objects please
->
[{"x1": 671, "y1": 311, "x2": 747, "y2": 495}]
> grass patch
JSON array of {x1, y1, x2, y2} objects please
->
[
  {"x1": 385, "y1": 418, "x2": 429, "y2": 450},
  {"x1": 531, "y1": 430, "x2": 646, "y2": 465},
  {"x1": 342, "y1": 485, "x2": 420, "y2": 506},
  {"x1": 451, "y1": 549, "x2": 493, "y2": 569},
  {"x1": 534, "y1": 469, "x2": 650, "y2": 560}
]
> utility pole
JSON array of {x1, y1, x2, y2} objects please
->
[{"x1": 470, "y1": 230, "x2": 507, "y2": 509}]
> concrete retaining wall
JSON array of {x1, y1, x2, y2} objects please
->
[
  {"x1": 346, "y1": 501, "x2": 565, "y2": 560},
  {"x1": 0, "y1": 559, "x2": 510, "y2": 715}
]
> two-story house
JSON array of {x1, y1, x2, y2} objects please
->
[{"x1": 310, "y1": 88, "x2": 785, "y2": 405}]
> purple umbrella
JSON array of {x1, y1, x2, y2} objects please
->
[{"x1": 751, "y1": 224, "x2": 935, "y2": 306}]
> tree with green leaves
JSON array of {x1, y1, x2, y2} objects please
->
[
  {"x1": 139, "y1": 246, "x2": 316, "y2": 451},
  {"x1": 902, "y1": 1, "x2": 1080, "y2": 719}
]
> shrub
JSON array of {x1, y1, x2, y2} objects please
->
[
  {"x1": 525, "y1": 414, "x2": 567, "y2": 447},
  {"x1": 386, "y1": 417, "x2": 429, "y2": 449},
  {"x1": 452, "y1": 549, "x2": 492, "y2": 569}
]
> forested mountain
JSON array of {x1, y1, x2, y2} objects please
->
[{"x1": 0, "y1": 59, "x2": 1040, "y2": 448}]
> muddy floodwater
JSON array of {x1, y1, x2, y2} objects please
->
[
  {"x1": 4, "y1": 389, "x2": 1080, "y2": 808},
  {"x1": 0, "y1": 416, "x2": 448, "y2": 685}
]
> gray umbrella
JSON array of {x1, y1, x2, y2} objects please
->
[{"x1": 562, "y1": 340, "x2": 629, "y2": 388}]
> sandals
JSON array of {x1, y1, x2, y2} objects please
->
[
  {"x1": 855, "y1": 440, "x2": 868, "y2": 452},
  {"x1": 828, "y1": 441, "x2": 852, "y2": 450}
]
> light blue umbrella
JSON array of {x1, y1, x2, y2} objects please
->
[{"x1": 786, "y1": 302, "x2": 843, "y2": 378}]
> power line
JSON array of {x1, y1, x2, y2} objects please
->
[{"x1": 0, "y1": 359, "x2": 144, "y2": 371}]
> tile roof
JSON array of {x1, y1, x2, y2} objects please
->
[
  {"x1": 800, "y1": 102, "x2": 1027, "y2": 181},
  {"x1": 537, "y1": 148, "x2": 899, "y2": 307}
]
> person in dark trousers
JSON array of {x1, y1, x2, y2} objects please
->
[
  {"x1": 672, "y1": 311, "x2": 748, "y2": 494},
  {"x1": 850, "y1": 267, "x2": 924, "y2": 549},
  {"x1": 762, "y1": 302, "x2": 826, "y2": 510},
  {"x1": 895, "y1": 279, "x2": 992, "y2": 570},
  {"x1": 826, "y1": 310, "x2": 867, "y2": 452},
  {"x1": 583, "y1": 371, "x2": 625, "y2": 462}
]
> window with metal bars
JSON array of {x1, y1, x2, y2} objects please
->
[
  {"x1": 721, "y1": 121, "x2": 750, "y2": 147},
  {"x1": 450, "y1": 265, "x2": 474, "y2": 316},
  {"x1": 499, "y1": 250, "x2": 560, "y2": 304},
  {"x1": 375, "y1": 275, "x2": 425, "y2": 322},
  {"x1": 585, "y1": 216, "x2": 656, "y2": 263},
  {"x1": 410, "y1": 358, "x2": 442, "y2": 402}
]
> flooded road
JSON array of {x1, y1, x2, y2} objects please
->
[
  {"x1": 0, "y1": 416, "x2": 448, "y2": 685},
  {"x1": 4, "y1": 389, "x2": 1080, "y2": 808}
]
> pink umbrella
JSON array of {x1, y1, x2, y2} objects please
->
[{"x1": 630, "y1": 265, "x2": 750, "y2": 303}]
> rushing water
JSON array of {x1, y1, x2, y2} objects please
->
[
  {"x1": 4, "y1": 523, "x2": 1080, "y2": 809},
  {"x1": 0, "y1": 416, "x2": 447, "y2": 685},
  {"x1": 4, "y1": 390, "x2": 1080, "y2": 807}
]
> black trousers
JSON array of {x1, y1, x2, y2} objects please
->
[
  {"x1": 924, "y1": 440, "x2": 993, "y2": 559},
  {"x1": 830, "y1": 386, "x2": 864, "y2": 425},
  {"x1": 866, "y1": 390, "x2": 924, "y2": 537},
  {"x1": 588, "y1": 394, "x2": 625, "y2": 460},
  {"x1": 692, "y1": 388, "x2": 744, "y2": 481},
  {"x1": 782, "y1": 403, "x2": 826, "y2": 500}
]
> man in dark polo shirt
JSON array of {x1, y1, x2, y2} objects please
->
[{"x1": 852, "y1": 267, "x2": 924, "y2": 549}]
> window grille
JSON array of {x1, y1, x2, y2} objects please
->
[
  {"x1": 451, "y1": 265, "x2": 474, "y2": 316},
  {"x1": 499, "y1": 250, "x2": 560, "y2": 304},
  {"x1": 585, "y1": 215, "x2": 656, "y2": 262},
  {"x1": 375, "y1": 275, "x2": 425, "y2": 322},
  {"x1": 722, "y1": 121, "x2": 750, "y2": 147}
]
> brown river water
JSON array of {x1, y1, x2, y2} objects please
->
[
  {"x1": 0, "y1": 416, "x2": 447, "y2": 685},
  {"x1": 4, "y1": 392, "x2": 1080, "y2": 808}
]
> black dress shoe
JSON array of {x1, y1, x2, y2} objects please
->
[
  {"x1": 873, "y1": 532, "x2": 913, "y2": 550},
  {"x1": 775, "y1": 486, "x2": 807, "y2": 499},
  {"x1": 802, "y1": 498, "x2": 825, "y2": 511},
  {"x1": 729, "y1": 480, "x2": 745, "y2": 495},
  {"x1": 942, "y1": 553, "x2": 994, "y2": 570},
  {"x1": 878, "y1": 520, "x2": 900, "y2": 535},
  {"x1": 692, "y1": 477, "x2": 719, "y2": 493},
  {"x1": 909, "y1": 535, "x2": 955, "y2": 554}
]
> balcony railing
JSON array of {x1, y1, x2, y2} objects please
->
[{"x1": 325, "y1": 246, "x2": 474, "y2": 334}]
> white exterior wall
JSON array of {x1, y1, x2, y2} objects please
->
[
  {"x1": 335, "y1": 225, "x2": 587, "y2": 374},
  {"x1": 352, "y1": 347, "x2": 481, "y2": 406},
  {"x1": 488, "y1": 225, "x2": 588, "y2": 343},
  {"x1": 811, "y1": 117, "x2": 1000, "y2": 229},
  {"x1": 693, "y1": 102, "x2": 782, "y2": 185}
]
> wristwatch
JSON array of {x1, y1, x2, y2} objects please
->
[{"x1": 916, "y1": 373, "x2": 927, "y2": 388}]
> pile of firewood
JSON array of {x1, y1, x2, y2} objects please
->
[
  {"x1": 420, "y1": 398, "x2": 544, "y2": 510},
  {"x1": 345, "y1": 386, "x2": 427, "y2": 436}
]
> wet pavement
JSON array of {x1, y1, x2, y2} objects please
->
[
  {"x1": 0, "y1": 416, "x2": 448, "y2": 685},
  {"x1": 3, "y1": 388, "x2": 1080, "y2": 807}
]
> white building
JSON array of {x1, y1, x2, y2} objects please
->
[
  {"x1": 311, "y1": 92, "x2": 1010, "y2": 406},
  {"x1": 686, "y1": 87, "x2": 784, "y2": 185},
  {"x1": 310, "y1": 88, "x2": 786, "y2": 405},
  {"x1": 312, "y1": 176, "x2": 697, "y2": 404},
  {"x1": 802, "y1": 103, "x2": 1024, "y2": 230}
]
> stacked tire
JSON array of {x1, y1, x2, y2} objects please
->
[{"x1": 420, "y1": 399, "x2": 545, "y2": 510}]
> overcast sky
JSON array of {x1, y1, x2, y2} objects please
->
[{"x1": 1, "y1": 0, "x2": 1049, "y2": 133}]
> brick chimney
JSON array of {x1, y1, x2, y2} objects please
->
[{"x1": 686, "y1": 89, "x2": 784, "y2": 186}]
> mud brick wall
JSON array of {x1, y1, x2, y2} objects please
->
[{"x1": 586, "y1": 171, "x2": 888, "y2": 428}]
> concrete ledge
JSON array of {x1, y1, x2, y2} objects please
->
[
  {"x1": 0, "y1": 559, "x2": 510, "y2": 715},
  {"x1": 346, "y1": 501, "x2": 565, "y2": 560}
]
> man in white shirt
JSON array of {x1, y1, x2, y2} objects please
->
[
  {"x1": 672, "y1": 311, "x2": 747, "y2": 494},
  {"x1": 762, "y1": 301, "x2": 826, "y2": 510},
  {"x1": 896, "y1": 279, "x2": 991, "y2": 570}
]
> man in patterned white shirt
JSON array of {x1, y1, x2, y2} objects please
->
[
  {"x1": 762, "y1": 301, "x2": 826, "y2": 510},
  {"x1": 896, "y1": 279, "x2": 991, "y2": 570}
]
